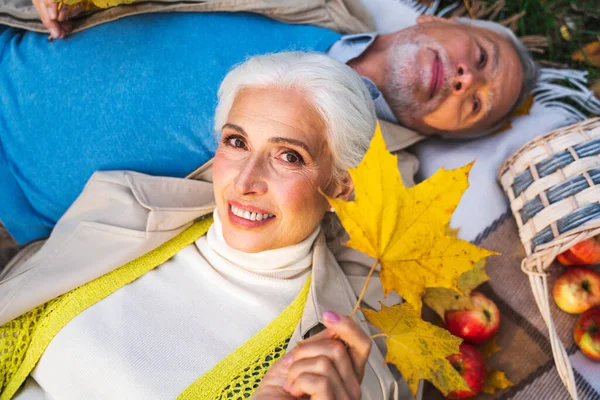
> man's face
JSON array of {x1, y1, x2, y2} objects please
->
[{"x1": 383, "y1": 17, "x2": 524, "y2": 136}]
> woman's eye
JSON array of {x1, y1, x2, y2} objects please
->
[
  {"x1": 478, "y1": 47, "x2": 488, "y2": 69},
  {"x1": 281, "y1": 151, "x2": 304, "y2": 165},
  {"x1": 225, "y1": 136, "x2": 246, "y2": 149},
  {"x1": 472, "y1": 97, "x2": 481, "y2": 114}
]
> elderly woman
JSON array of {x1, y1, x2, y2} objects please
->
[{"x1": 0, "y1": 52, "x2": 408, "y2": 399}]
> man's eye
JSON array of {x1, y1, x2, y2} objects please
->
[
  {"x1": 478, "y1": 47, "x2": 488, "y2": 69},
  {"x1": 281, "y1": 151, "x2": 304, "y2": 164},
  {"x1": 472, "y1": 97, "x2": 481, "y2": 114}
]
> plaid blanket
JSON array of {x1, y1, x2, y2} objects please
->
[{"x1": 423, "y1": 213, "x2": 600, "y2": 400}]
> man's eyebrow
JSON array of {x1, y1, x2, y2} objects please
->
[
  {"x1": 488, "y1": 36, "x2": 500, "y2": 76},
  {"x1": 222, "y1": 123, "x2": 248, "y2": 136},
  {"x1": 269, "y1": 137, "x2": 312, "y2": 156}
]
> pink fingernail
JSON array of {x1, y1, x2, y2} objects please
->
[
  {"x1": 323, "y1": 310, "x2": 341, "y2": 323},
  {"x1": 47, "y1": 7, "x2": 56, "y2": 19},
  {"x1": 49, "y1": 27, "x2": 59, "y2": 39}
]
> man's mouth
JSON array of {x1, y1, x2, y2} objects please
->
[
  {"x1": 429, "y1": 53, "x2": 444, "y2": 100},
  {"x1": 228, "y1": 201, "x2": 275, "y2": 226}
]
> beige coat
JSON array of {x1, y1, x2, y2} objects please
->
[
  {"x1": 0, "y1": 0, "x2": 373, "y2": 34},
  {"x1": 0, "y1": 127, "x2": 423, "y2": 399}
]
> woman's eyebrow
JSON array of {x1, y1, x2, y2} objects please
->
[
  {"x1": 269, "y1": 137, "x2": 312, "y2": 156},
  {"x1": 223, "y1": 123, "x2": 313, "y2": 156}
]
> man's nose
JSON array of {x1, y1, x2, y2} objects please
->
[
  {"x1": 452, "y1": 64, "x2": 479, "y2": 94},
  {"x1": 233, "y1": 158, "x2": 268, "y2": 195}
]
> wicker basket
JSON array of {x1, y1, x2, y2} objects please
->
[{"x1": 498, "y1": 117, "x2": 600, "y2": 400}]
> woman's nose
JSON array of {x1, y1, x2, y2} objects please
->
[
  {"x1": 233, "y1": 159, "x2": 268, "y2": 195},
  {"x1": 452, "y1": 64, "x2": 475, "y2": 94}
]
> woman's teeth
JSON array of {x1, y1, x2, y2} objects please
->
[{"x1": 231, "y1": 205, "x2": 274, "y2": 221}]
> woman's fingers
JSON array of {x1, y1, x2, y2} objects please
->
[
  {"x1": 285, "y1": 355, "x2": 360, "y2": 400},
  {"x1": 292, "y1": 338, "x2": 360, "y2": 395},
  {"x1": 321, "y1": 311, "x2": 372, "y2": 380},
  {"x1": 287, "y1": 373, "x2": 337, "y2": 399},
  {"x1": 33, "y1": 0, "x2": 61, "y2": 38},
  {"x1": 253, "y1": 353, "x2": 296, "y2": 399},
  {"x1": 32, "y1": 0, "x2": 78, "y2": 38},
  {"x1": 57, "y1": 6, "x2": 68, "y2": 22}
]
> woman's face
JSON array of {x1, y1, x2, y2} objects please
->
[{"x1": 213, "y1": 86, "x2": 348, "y2": 253}]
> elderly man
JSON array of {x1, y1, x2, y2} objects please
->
[{"x1": 0, "y1": 6, "x2": 537, "y2": 266}]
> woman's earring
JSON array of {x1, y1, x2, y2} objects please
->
[{"x1": 329, "y1": 206, "x2": 335, "y2": 213}]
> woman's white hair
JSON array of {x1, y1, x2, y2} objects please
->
[{"x1": 214, "y1": 52, "x2": 377, "y2": 183}]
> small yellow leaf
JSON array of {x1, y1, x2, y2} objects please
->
[
  {"x1": 476, "y1": 336, "x2": 502, "y2": 359},
  {"x1": 457, "y1": 259, "x2": 489, "y2": 294},
  {"x1": 592, "y1": 80, "x2": 600, "y2": 100},
  {"x1": 423, "y1": 287, "x2": 473, "y2": 320},
  {"x1": 560, "y1": 25, "x2": 571, "y2": 41},
  {"x1": 328, "y1": 124, "x2": 497, "y2": 314},
  {"x1": 511, "y1": 95, "x2": 535, "y2": 118},
  {"x1": 362, "y1": 303, "x2": 469, "y2": 396},
  {"x1": 494, "y1": 95, "x2": 534, "y2": 134},
  {"x1": 482, "y1": 370, "x2": 513, "y2": 394},
  {"x1": 572, "y1": 41, "x2": 600, "y2": 67},
  {"x1": 423, "y1": 260, "x2": 489, "y2": 320}
]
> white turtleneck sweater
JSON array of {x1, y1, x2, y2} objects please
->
[{"x1": 28, "y1": 212, "x2": 316, "y2": 400}]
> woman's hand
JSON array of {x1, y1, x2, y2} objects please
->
[
  {"x1": 31, "y1": 0, "x2": 82, "y2": 39},
  {"x1": 253, "y1": 311, "x2": 371, "y2": 399}
]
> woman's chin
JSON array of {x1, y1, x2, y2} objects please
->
[{"x1": 222, "y1": 232, "x2": 272, "y2": 253}]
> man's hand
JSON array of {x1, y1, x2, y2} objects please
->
[
  {"x1": 31, "y1": 0, "x2": 82, "y2": 39},
  {"x1": 254, "y1": 311, "x2": 371, "y2": 399}
]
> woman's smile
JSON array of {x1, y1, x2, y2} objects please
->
[{"x1": 228, "y1": 201, "x2": 275, "y2": 228}]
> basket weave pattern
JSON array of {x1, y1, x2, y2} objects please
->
[{"x1": 498, "y1": 117, "x2": 600, "y2": 400}]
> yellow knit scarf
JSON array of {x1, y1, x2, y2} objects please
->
[{"x1": 0, "y1": 217, "x2": 310, "y2": 399}]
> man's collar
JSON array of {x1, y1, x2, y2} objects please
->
[
  {"x1": 360, "y1": 77, "x2": 398, "y2": 123},
  {"x1": 327, "y1": 33, "x2": 400, "y2": 124},
  {"x1": 326, "y1": 32, "x2": 377, "y2": 64}
]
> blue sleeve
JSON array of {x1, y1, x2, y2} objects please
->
[{"x1": 0, "y1": 12, "x2": 340, "y2": 244}]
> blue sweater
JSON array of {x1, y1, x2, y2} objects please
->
[{"x1": 0, "y1": 13, "x2": 341, "y2": 244}]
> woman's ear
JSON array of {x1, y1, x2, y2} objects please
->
[{"x1": 331, "y1": 174, "x2": 354, "y2": 201}]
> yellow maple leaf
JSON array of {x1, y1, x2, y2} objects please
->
[
  {"x1": 327, "y1": 124, "x2": 497, "y2": 314},
  {"x1": 572, "y1": 41, "x2": 600, "y2": 68},
  {"x1": 476, "y1": 336, "x2": 502, "y2": 359},
  {"x1": 494, "y1": 95, "x2": 534, "y2": 134},
  {"x1": 362, "y1": 302, "x2": 469, "y2": 396},
  {"x1": 482, "y1": 369, "x2": 513, "y2": 394},
  {"x1": 59, "y1": 0, "x2": 135, "y2": 9}
]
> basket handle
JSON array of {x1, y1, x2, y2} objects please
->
[{"x1": 523, "y1": 262, "x2": 579, "y2": 400}]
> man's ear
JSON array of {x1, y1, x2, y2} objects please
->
[{"x1": 416, "y1": 15, "x2": 449, "y2": 24}]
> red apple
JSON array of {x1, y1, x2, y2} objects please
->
[
  {"x1": 446, "y1": 343, "x2": 487, "y2": 399},
  {"x1": 552, "y1": 267, "x2": 600, "y2": 314},
  {"x1": 444, "y1": 292, "x2": 501, "y2": 344},
  {"x1": 557, "y1": 237, "x2": 600, "y2": 266},
  {"x1": 574, "y1": 307, "x2": 600, "y2": 361}
]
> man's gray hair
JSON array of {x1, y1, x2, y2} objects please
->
[
  {"x1": 456, "y1": 17, "x2": 540, "y2": 137},
  {"x1": 214, "y1": 52, "x2": 377, "y2": 182}
]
